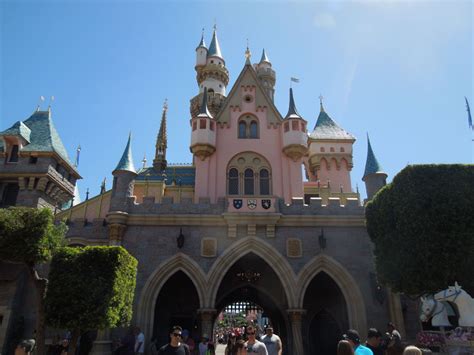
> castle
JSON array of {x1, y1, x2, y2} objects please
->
[{"x1": 0, "y1": 27, "x2": 413, "y2": 354}]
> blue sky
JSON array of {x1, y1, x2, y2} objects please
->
[{"x1": 1, "y1": 0, "x2": 472, "y2": 201}]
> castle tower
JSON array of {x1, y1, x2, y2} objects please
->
[
  {"x1": 255, "y1": 49, "x2": 276, "y2": 101},
  {"x1": 0, "y1": 107, "x2": 80, "y2": 210},
  {"x1": 307, "y1": 99, "x2": 355, "y2": 193},
  {"x1": 362, "y1": 134, "x2": 387, "y2": 200},
  {"x1": 191, "y1": 26, "x2": 229, "y2": 118},
  {"x1": 282, "y1": 88, "x2": 308, "y2": 199},
  {"x1": 110, "y1": 133, "x2": 137, "y2": 212},
  {"x1": 153, "y1": 100, "x2": 168, "y2": 171}
]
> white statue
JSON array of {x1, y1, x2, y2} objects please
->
[
  {"x1": 434, "y1": 282, "x2": 474, "y2": 327},
  {"x1": 420, "y1": 295, "x2": 452, "y2": 327}
]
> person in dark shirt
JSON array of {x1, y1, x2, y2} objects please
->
[
  {"x1": 157, "y1": 326, "x2": 190, "y2": 355},
  {"x1": 365, "y1": 328, "x2": 384, "y2": 355}
]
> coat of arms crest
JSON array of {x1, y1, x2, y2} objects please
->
[
  {"x1": 233, "y1": 199, "x2": 243, "y2": 209},
  {"x1": 247, "y1": 199, "x2": 257, "y2": 210},
  {"x1": 261, "y1": 199, "x2": 271, "y2": 209}
]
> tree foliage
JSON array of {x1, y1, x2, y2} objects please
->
[
  {"x1": 45, "y1": 246, "x2": 138, "y2": 331},
  {"x1": 0, "y1": 207, "x2": 66, "y2": 265},
  {"x1": 366, "y1": 164, "x2": 474, "y2": 296}
]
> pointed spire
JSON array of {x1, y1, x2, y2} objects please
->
[
  {"x1": 310, "y1": 101, "x2": 355, "y2": 141},
  {"x1": 208, "y1": 25, "x2": 223, "y2": 59},
  {"x1": 153, "y1": 100, "x2": 168, "y2": 171},
  {"x1": 197, "y1": 88, "x2": 213, "y2": 118},
  {"x1": 197, "y1": 28, "x2": 207, "y2": 49},
  {"x1": 319, "y1": 94, "x2": 325, "y2": 112},
  {"x1": 260, "y1": 48, "x2": 270, "y2": 64},
  {"x1": 363, "y1": 133, "x2": 385, "y2": 179},
  {"x1": 100, "y1": 177, "x2": 107, "y2": 194},
  {"x1": 285, "y1": 88, "x2": 302, "y2": 119},
  {"x1": 114, "y1": 132, "x2": 136, "y2": 174}
]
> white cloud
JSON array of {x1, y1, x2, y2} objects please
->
[{"x1": 313, "y1": 13, "x2": 336, "y2": 29}]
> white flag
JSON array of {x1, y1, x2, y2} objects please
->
[{"x1": 290, "y1": 77, "x2": 300, "y2": 83}]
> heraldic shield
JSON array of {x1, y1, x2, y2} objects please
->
[
  {"x1": 247, "y1": 199, "x2": 257, "y2": 209},
  {"x1": 233, "y1": 199, "x2": 243, "y2": 209},
  {"x1": 262, "y1": 199, "x2": 271, "y2": 209}
]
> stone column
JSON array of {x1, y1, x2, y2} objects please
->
[
  {"x1": 287, "y1": 308, "x2": 306, "y2": 354},
  {"x1": 90, "y1": 329, "x2": 112, "y2": 355},
  {"x1": 197, "y1": 308, "x2": 216, "y2": 340},
  {"x1": 106, "y1": 211, "x2": 128, "y2": 246},
  {"x1": 387, "y1": 289, "x2": 406, "y2": 338}
]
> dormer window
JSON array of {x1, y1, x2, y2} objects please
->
[{"x1": 8, "y1": 145, "x2": 19, "y2": 163}]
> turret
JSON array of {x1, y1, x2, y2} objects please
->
[
  {"x1": 282, "y1": 88, "x2": 308, "y2": 161},
  {"x1": 190, "y1": 89, "x2": 216, "y2": 161},
  {"x1": 110, "y1": 133, "x2": 137, "y2": 211},
  {"x1": 307, "y1": 99, "x2": 355, "y2": 193},
  {"x1": 153, "y1": 100, "x2": 168, "y2": 171},
  {"x1": 195, "y1": 30, "x2": 208, "y2": 68},
  {"x1": 362, "y1": 134, "x2": 387, "y2": 200},
  {"x1": 255, "y1": 49, "x2": 276, "y2": 101}
]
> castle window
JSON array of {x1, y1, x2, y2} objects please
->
[
  {"x1": 249, "y1": 121, "x2": 258, "y2": 138},
  {"x1": 238, "y1": 121, "x2": 246, "y2": 138},
  {"x1": 211, "y1": 60, "x2": 214, "y2": 64},
  {"x1": 228, "y1": 168, "x2": 239, "y2": 195},
  {"x1": 284, "y1": 122, "x2": 290, "y2": 132},
  {"x1": 208, "y1": 88, "x2": 214, "y2": 94},
  {"x1": 0, "y1": 183, "x2": 19, "y2": 207},
  {"x1": 259, "y1": 169, "x2": 270, "y2": 195},
  {"x1": 292, "y1": 120, "x2": 299, "y2": 131},
  {"x1": 244, "y1": 169, "x2": 254, "y2": 195},
  {"x1": 301, "y1": 123, "x2": 306, "y2": 132},
  {"x1": 238, "y1": 115, "x2": 259, "y2": 139},
  {"x1": 200, "y1": 119, "x2": 206, "y2": 129},
  {"x1": 340, "y1": 147, "x2": 345, "y2": 152},
  {"x1": 8, "y1": 145, "x2": 19, "y2": 163},
  {"x1": 192, "y1": 121, "x2": 197, "y2": 131},
  {"x1": 330, "y1": 147, "x2": 335, "y2": 152},
  {"x1": 29, "y1": 156, "x2": 38, "y2": 164},
  {"x1": 227, "y1": 152, "x2": 272, "y2": 197},
  {"x1": 210, "y1": 121, "x2": 215, "y2": 131},
  {"x1": 320, "y1": 147, "x2": 325, "y2": 152}
]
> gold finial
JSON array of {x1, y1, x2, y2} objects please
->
[
  {"x1": 245, "y1": 38, "x2": 251, "y2": 61},
  {"x1": 319, "y1": 94, "x2": 325, "y2": 112}
]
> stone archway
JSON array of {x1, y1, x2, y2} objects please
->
[
  {"x1": 207, "y1": 237, "x2": 297, "y2": 308},
  {"x1": 297, "y1": 255, "x2": 367, "y2": 339},
  {"x1": 136, "y1": 253, "x2": 207, "y2": 348}
]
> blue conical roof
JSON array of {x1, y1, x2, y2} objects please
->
[
  {"x1": 285, "y1": 88, "x2": 302, "y2": 120},
  {"x1": 309, "y1": 105, "x2": 355, "y2": 141},
  {"x1": 114, "y1": 133, "x2": 136, "y2": 173},
  {"x1": 260, "y1": 48, "x2": 270, "y2": 64},
  {"x1": 196, "y1": 33, "x2": 207, "y2": 49},
  {"x1": 208, "y1": 28, "x2": 223, "y2": 59},
  {"x1": 363, "y1": 134, "x2": 385, "y2": 179}
]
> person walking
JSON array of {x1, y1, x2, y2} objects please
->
[
  {"x1": 260, "y1": 326, "x2": 282, "y2": 355},
  {"x1": 157, "y1": 326, "x2": 190, "y2": 355},
  {"x1": 244, "y1": 325, "x2": 268, "y2": 355},
  {"x1": 337, "y1": 340, "x2": 354, "y2": 355},
  {"x1": 386, "y1": 322, "x2": 403, "y2": 355},
  {"x1": 343, "y1": 329, "x2": 373, "y2": 355},
  {"x1": 134, "y1": 327, "x2": 145, "y2": 355},
  {"x1": 365, "y1": 328, "x2": 384, "y2": 355}
]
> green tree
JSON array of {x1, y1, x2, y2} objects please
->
[
  {"x1": 366, "y1": 164, "x2": 474, "y2": 296},
  {"x1": 45, "y1": 246, "x2": 138, "y2": 355},
  {"x1": 0, "y1": 207, "x2": 66, "y2": 355}
]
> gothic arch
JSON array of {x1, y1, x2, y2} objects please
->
[
  {"x1": 206, "y1": 237, "x2": 297, "y2": 307},
  {"x1": 136, "y1": 253, "x2": 207, "y2": 342},
  {"x1": 297, "y1": 254, "x2": 367, "y2": 333}
]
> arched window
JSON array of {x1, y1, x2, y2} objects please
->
[
  {"x1": 238, "y1": 121, "x2": 247, "y2": 138},
  {"x1": 244, "y1": 169, "x2": 254, "y2": 195},
  {"x1": 208, "y1": 88, "x2": 214, "y2": 94},
  {"x1": 238, "y1": 115, "x2": 259, "y2": 139},
  {"x1": 228, "y1": 168, "x2": 239, "y2": 195},
  {"x1": 250, "y1": 121, "x2": 258, "y2": 138},
  {"x1": 260, "y1": 169, "x2": 270, "y2": 195}
]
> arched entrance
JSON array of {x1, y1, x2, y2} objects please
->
[
  {"x1": 213, "y1": 253, "x2": 289, "y2": 353},
  {"x1": 303, "y1": 272, "x2": 348, "y2": 355},
  {"x1": 153, "y1": 271, "x2": 200, "y2": 348}
]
